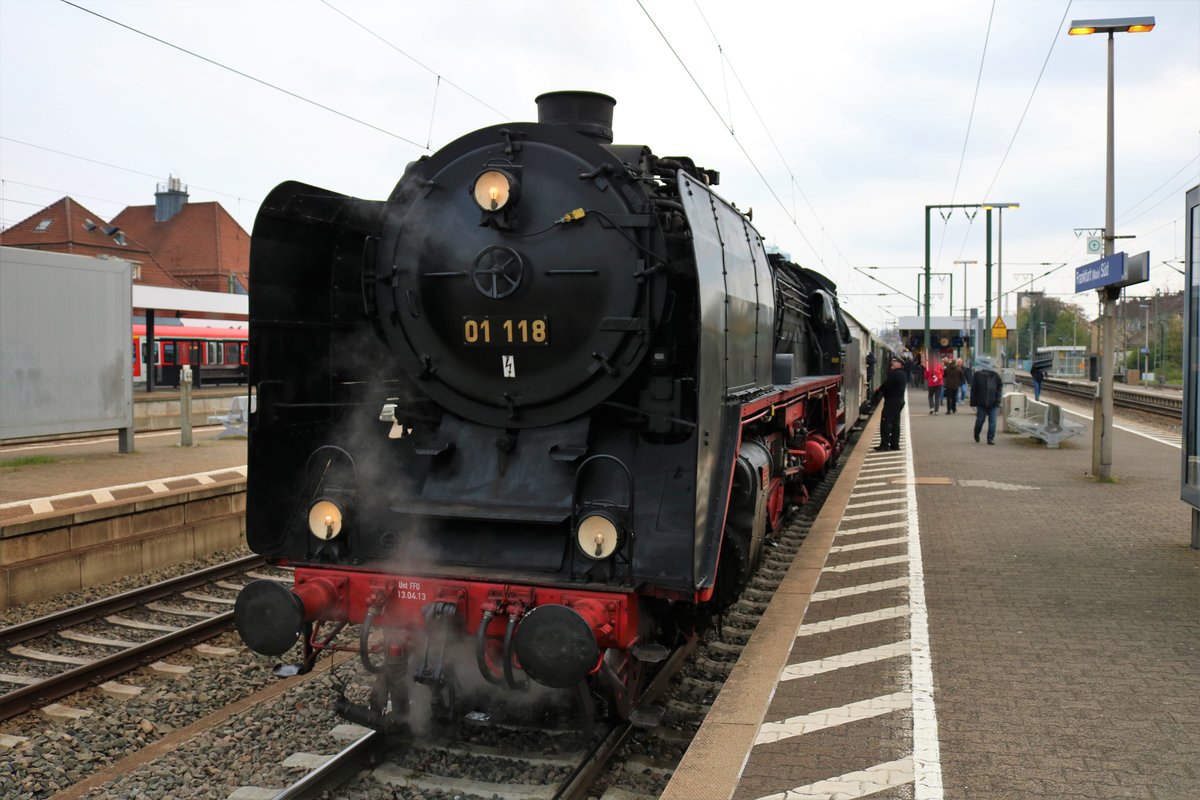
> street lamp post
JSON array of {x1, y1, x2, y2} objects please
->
[
  {"x1": 1015, "y1": 271, "x2": 1034, "y2": 364},
  {"x1": 918, "y1": 272, "x2": 954, "y2": 316},
  {"x1": 1140, "y1": 303, "x2": 1150, "y2": 375},
  {"x1": 982, "y1": 202, "x2": 1019, "y2": 359},
  {"x1": 1068, "y1": 14, "x2": 1154, "y2": 480},
  {"x1": 925, "y1": 204, "x2": 992, "y2": 364},
  {"x1": 953, "y1": 259, "x2": 977, "y2": 362}
]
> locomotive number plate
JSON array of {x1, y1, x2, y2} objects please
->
[{"x1": 462, "y1": 316, "x2": 549, "y2": 346}]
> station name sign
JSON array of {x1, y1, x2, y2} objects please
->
[{"x1": 1074, "y1": 251, "x2": 1149, "y2": 293}]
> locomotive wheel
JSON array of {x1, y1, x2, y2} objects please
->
[
  {"x1": 766, "y1": 478, "x2": 786, "y2": 532},
  {"x1": 714, "y1": 529, "x2": 751, "y2": 610}
]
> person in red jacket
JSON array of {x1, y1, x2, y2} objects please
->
[{"x1": 925, "y1": 358, "x2": 945, "y2": 414}]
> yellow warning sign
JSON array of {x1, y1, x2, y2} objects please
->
[{"x1": 991, "y1": 317, "x2": 1008, "y2": 337}]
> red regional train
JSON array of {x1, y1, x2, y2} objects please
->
[{"x1": 132, "y1": 322, "x2": 248, "y2": 387}]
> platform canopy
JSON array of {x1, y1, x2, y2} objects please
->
[{"x1": 133, "y1": 285, "x2": 247, "y2": 317}]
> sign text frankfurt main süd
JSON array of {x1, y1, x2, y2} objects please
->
[{"x1": 1075, "y1": 252, "x2": 1126, "y2": 292}]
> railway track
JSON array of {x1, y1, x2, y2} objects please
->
[
  {"x1": 1032, "y1": 376, "x2": 1182, "y2": 419},
  {"x1": 0, "y1": 554, "x2": 273, "y2": 721},
  {"x1": 262, "y1": 639, "x2": 697, "y2": 800},
  {"x1": 0, "y1": 436, "x2": 848, "y2": 799},
  {"x1": 191, "y1": 452, "x2": 843, "y2": 800}
]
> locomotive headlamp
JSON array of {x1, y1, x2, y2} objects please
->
[
  {"x1": 307, "y1": 499, "x2": 344, "y2": 540},
  {"x1": 471, "y1": 169, "x2": 518, "y2": 212},
  {"x1": 575, "y1": 512, "x2": 621, "y2": 560}
]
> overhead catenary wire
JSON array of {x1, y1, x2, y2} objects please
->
[
  {"x1": 317, "y1": 0, "x2": 511, "y2": 121},
  {"x1": 976, "y1": 1, "x2": 1072, "y2": 204},
  {"x1": 58, "y1": 0, "x2": 429, "y2": 150},
  {"x1": 635, "y1": 0, "x2": 826, "y2": 272},
  {"x1": 0, "y1": 136, "x2": 248, "y2": 204},
  {"x1": 689, "y1": 0, "x2": 858, "y2": 281},
  {"x1": 11, "y1": 1, "x2": 518, "y2": 228},
  {"x1": 950, "y1": 2, "x2": 1071, "y2": 281},
  {"x1": 1116, "y1": 154, "x2": 1200, "y2": 223},
  {"x1": 935, "y1": 0, "x2": 996, "y2": 272},
  {"x1": 0, "y1": 179, "x2": 128, "y2": 209}
]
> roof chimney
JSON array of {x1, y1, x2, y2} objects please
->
[
  {"x1": 535, "y1": 91, "x2": 616, "y2": 143},
  {"x1": 155, "y1": 175, "x2": 189, "y2": 222}
]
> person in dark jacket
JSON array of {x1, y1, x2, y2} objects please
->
[
  {"x1": 1031, "y1": 361, "x2": 1047, "y2": 401},
  {"x1": 942, "y1": 358, "x2": 966, "y2": 414},
  {"x1": 970, "y1": 356, "x2": 1004, "y2": 444},
  {"x1": 872, "y1": 356, "x2": 908, "y2": 451}
]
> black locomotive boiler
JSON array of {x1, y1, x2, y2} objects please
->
[{"x1": 234, "y1": 91, "x2": 851, "y2": 728}]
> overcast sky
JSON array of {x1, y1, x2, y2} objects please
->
[{"x1": 2, "y1": 0, "x2": 1197, "y2": 331}]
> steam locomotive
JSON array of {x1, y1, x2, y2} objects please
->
[{"x1": 234, "y1": 91, "x2": 852, "y2": 729}]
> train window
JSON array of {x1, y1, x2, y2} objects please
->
[
  {"x1": 225, "y1": 344, "x2": 239, "y2": 365},
  {"x1": 163, "y1": 342, "x2": 176, "y2": 365},
  {"x1": 207, "y1": 342, "x2": 218, "y2": 364},
  {"x1": 240, "y1": 343, "x2": 248, "y2": 365}
]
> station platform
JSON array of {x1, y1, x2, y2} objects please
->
[
  {"x1": 664, "y1": 388, "x2": 1198, "y2": 800},
  {"x1": 0, "y1": 425, "x2": 246, "y2": 520}
]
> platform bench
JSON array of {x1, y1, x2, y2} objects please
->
[
  {"x1": 1007, "y1": 398, "x2": 1083, "y2": 448},
  {"x1": 207, "y1": 395, "x2": 255, "y2": 439}
]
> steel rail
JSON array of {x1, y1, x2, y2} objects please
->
[
  {"x1": 555, "y1": 636, "x2": 700, "y2": 800},
  {"x1": 273, "y1": 729, "x2": 389, "y2": 800},
  {"x1": 1030, "y1": 377, "x2": 1181, "y2": 419},
  {"x1": 0, "y1": 554, "x2": 265, "y2": 646},
  {"x1": 0, "y1": 611, "x2": 234, "y2": 721}
]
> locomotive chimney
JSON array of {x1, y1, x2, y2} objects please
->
[{"x1": 535, "y1": 91, "x2": 616, "y2": 143}]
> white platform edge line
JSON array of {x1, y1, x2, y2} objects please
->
[
  {"x1": 841, "y1": 508, "x2": 907, "y2": 522},
  {"x1": 829, "y1": 536, "x2": 908, "y2": 553},
  {"x1": 0, "y1": 465, "x2": 250, "y2": 510},
  {"x1": 843, "y1": 498, "x2": 909, "y2": 510},
  {"x1": 810, "y1": 577, "x2": 909, "y2": 602},
  {"x1": 780, "y1": 639, "x2": 912, "y2": 681},
  {"x1": 902, "y1": 401, "x2": 945, "y2": 799},
  {"x1": 755, "y1": 691, "x2": 911, "y2": 745},
  {"x1": 836, "y1": 521, "x2": 907, "y2": 536},
  {"x1": 796, "y1": 605, "x2": 910, "y2": 636},
  {"x1": 753, "y1": 756, "x2": 915, "y2": 800}
]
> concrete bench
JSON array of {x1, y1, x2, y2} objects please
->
[
  {"x1": 1006, "y1": 397, "x2": 1083, "y2": 448},
  {"x1": 207, "y1": 395, "x2": 255, "y2": 439}
]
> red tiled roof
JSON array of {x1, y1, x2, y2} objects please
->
[
  {"x1": 111, "y1": 201, "x2": 250, "y2": 292},
  {"x1": 0, "y1": 197, "x2": 186, "y2": 288}
]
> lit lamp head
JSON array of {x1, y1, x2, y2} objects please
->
[
  {"x1": 575, "y1": 511, "x2": 622, "y2": 560},
  {"x1": 307, "y1": 498, "x2": 344, "y2": 540},
  {"x1": 470, "y1": 168, "x2": 522, "y2": 231},
  {"x1": 471, "y1": 169, "x2": 517, "y2": 212},
  {"x1": 1068, "y1": 16, "x2": 1154, "y2": 35}
]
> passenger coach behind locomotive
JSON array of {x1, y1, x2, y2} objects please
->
[{"x1": 235, "y1": 91, "x2": 849, "y2": 725}]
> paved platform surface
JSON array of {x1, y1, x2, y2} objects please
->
[
  {"x1": 665, "y1": 387, "x2": 1199, "y2": 800},
  {"x1": 0, "y1": 426, "x2": 246, "y2": 520}
]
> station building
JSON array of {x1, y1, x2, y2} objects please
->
[
  {"x1": 0, "y1": 177, "x2": 248, "y2": 296},
  {"x1": 894, "y1": 313, "x2": 1015, "y2": 365}
]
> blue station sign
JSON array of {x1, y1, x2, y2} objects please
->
[{"x1": 1075, "y1": 252, "x2": 1126, "y2": 292}]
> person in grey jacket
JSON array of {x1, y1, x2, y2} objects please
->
[{"x1": 970, "y1": 356, "x2": 1004, "y2": 445}]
